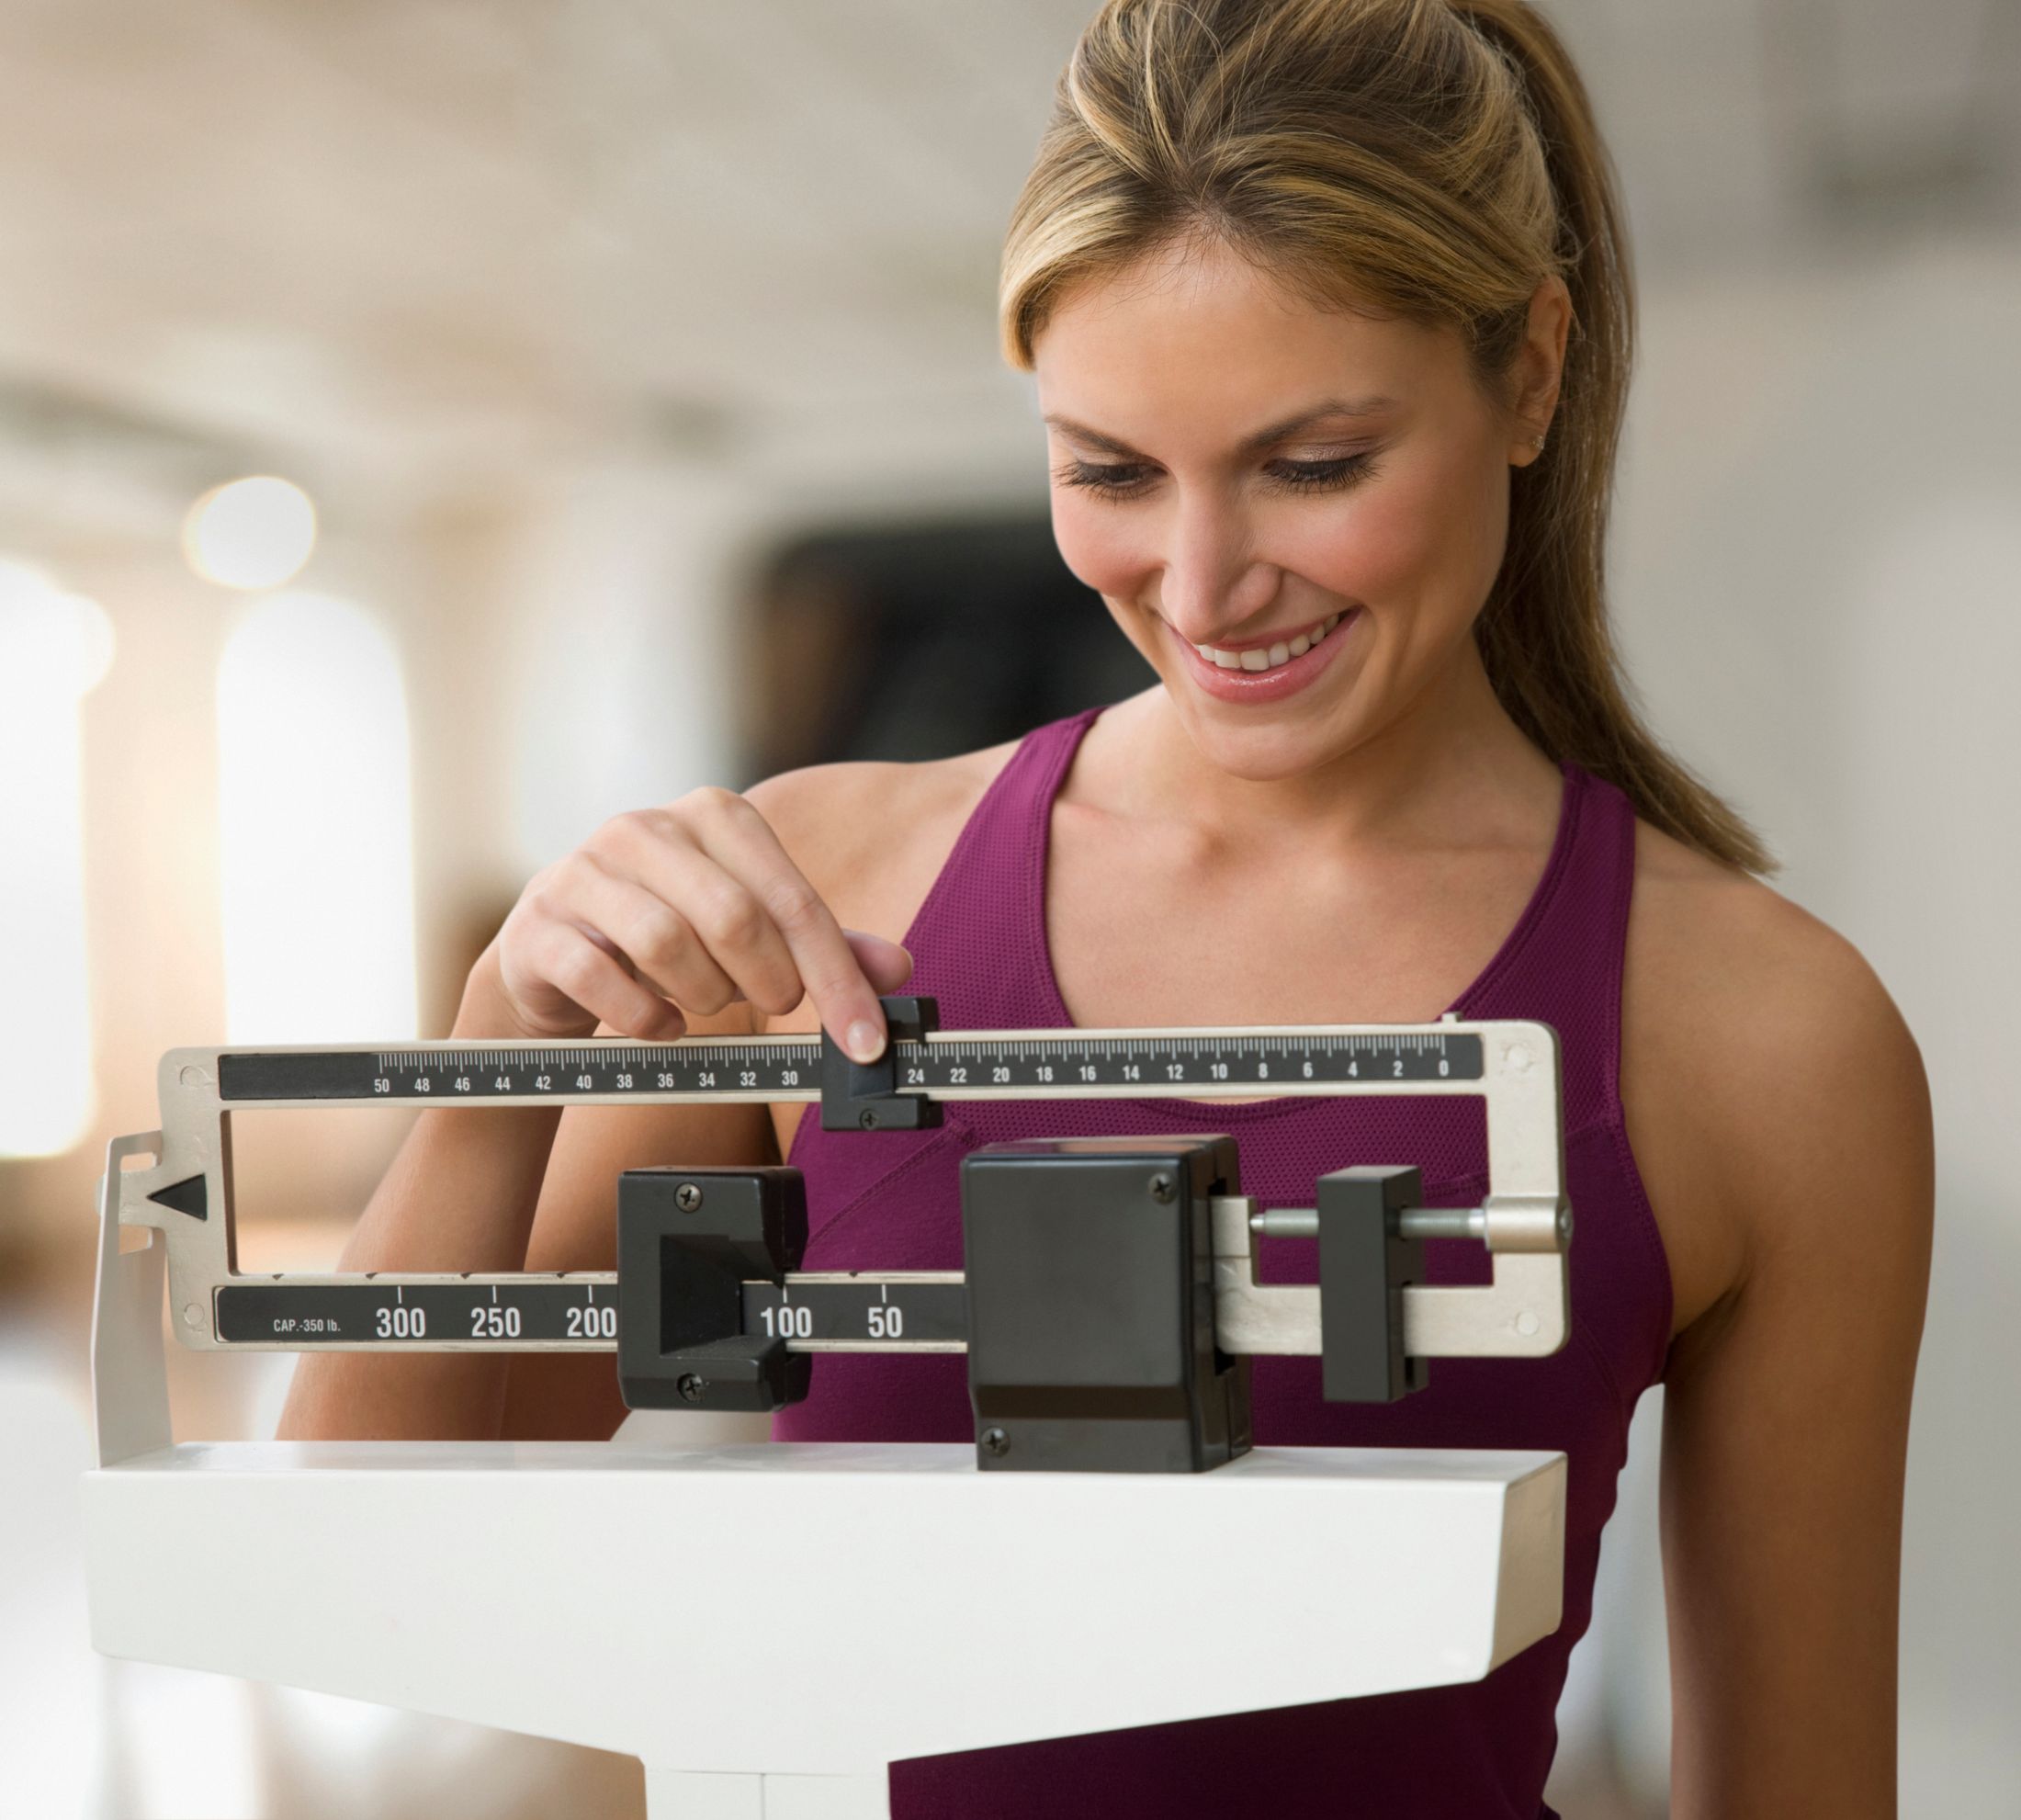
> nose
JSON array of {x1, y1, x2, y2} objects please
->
[{"x1": 1154, "y1": 494, "x2": 1280, "y2": 641}]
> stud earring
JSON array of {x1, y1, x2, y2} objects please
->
[{"x1": 1530, "y1": 432, "x2": 1547, "y2": 452}]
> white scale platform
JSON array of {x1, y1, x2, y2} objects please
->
[{"x1": 84, "y1": 1162, "x2": 1568, "y2": 1817}]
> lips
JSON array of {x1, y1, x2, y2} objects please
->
[{"x1": 1169, "y1": 607, "x2": 1361, "y2": 705}]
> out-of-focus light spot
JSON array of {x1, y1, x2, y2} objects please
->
[
  {"x1": 62, "y1": 592, "x2": 118, "y2": 694},
  {"x1": 184, "y1": 476, "x2": 318, "y2": 590},
  {"x1": 0, "y1": 560, "x2": 109, "y2": 1156},
  {"x1": 217, "y1": 592, "x2": 416, "y2": 1044},
  {"x1": 0, "y1": 562, "x2": 114, "y2": 695}
]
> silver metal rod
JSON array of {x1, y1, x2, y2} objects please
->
[{"x1": 1250, "y1": 1205, "x2": 1487, "y2": 1242}]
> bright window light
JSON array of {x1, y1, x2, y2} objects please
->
[
  {"x1": 217, "y1": 593, "x2": 416, "y2": 1044},
  {"x1": 0, "y1": 560, "x2": 112, "y2": 1157},
  {"x1": 184, "y1": 476, "x2": 318, "y2": 591}
]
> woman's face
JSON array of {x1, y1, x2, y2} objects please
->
[{"x1": 1033, "y1": 234, "x2": 1553, "y2": 782}]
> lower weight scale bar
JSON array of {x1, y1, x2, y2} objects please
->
[{"x1": 113, "y1": 996, "x2": 1572, "y2": 1472}]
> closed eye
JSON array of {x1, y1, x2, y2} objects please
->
[
  {"x1": 1052, "y1": 452, "x2": 1381, "y2": 499},
  {"x1": 1262, "y1": 453, "x2": 1380, "y2": 494},
  {"x1": 1051, "y1": 458, "x2": 1156, "y2": 497}
]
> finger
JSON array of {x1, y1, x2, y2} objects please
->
[
  {"x1": 536, "y1": 922, "x2": 688, "y2": 1040},
  {"x1": 568, "y1": 858, "x2": 749, "y2": 1016},
  {"x1": 667, "y1": 846, "x2": 809, "y2": 1015},
  {"x1": 656, "y1": 801, "x2": 892, "y2": 1061},
  {"x1": 583, "y1": 831, "x2": 807, "y2": 1016}
]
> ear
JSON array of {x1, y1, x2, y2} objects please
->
[{"x1": 1507, "y1": 276, "x2": 1571, "y2": 468}]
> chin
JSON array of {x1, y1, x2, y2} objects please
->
[{"x1": 1168, "y1": 690, "x2": 1369, "y2": 782}]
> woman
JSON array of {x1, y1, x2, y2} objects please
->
[{"x1": 282, "y1": 2, "x2": 1933, "y2": 1813}]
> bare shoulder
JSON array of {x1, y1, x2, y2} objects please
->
[
  {"x1": 743, "y1": 740, "x2": 1016, "y2": 868},
  {"x1": 740, "y1": 737, "x2": 1024, "y2": 1024},
  {"x1": 1624, "y1": 817, "x2": 1926, "y2": 1163},
  {"x1": 1621, "y1": 817, "x2": 1933, "y2": 1339}
]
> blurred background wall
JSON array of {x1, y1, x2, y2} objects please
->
[{"x1": 0, "y1": 2, "x2": 2015, "y2": 1814}]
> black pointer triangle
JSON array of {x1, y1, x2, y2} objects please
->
[{"x1": 148, "y1": 1173, "x2": 208, "y2": 1221}]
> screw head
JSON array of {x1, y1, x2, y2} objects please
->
[
  {"x1": 674, "y1": 1182, "x2": 703, "y2": 1212},
  {"x1": 859, "y1": 1109, "x2": 879, "y2": 1129},
  {"x1": 676, "y1": 1373, "x2": 706, "y2": 1403},
  {"x1": 980, "y1": 1427, "x2": 1010, "y2": 1457},
  {"x1": 1148, "y1": 1171, "x2": 1176, "y2": 1204}
]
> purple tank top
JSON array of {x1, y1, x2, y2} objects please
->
[{"x1": 776, "y1": 705, "x2": 1673, "y2": 1819}]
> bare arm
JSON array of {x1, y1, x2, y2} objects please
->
[
  {"x1": 273, "y1": 963, "x2": 778, "y2": 1442},
  {"x1": 273, "y1": 958, "x2": 567, "y2": 1441},
  {"x1": 1660, "y1": 922, "x2": 1934, "y2": 1815},
  {"x1": 276, "y1": 777, "x2": 913, "y2": 1443},
  {"x1": 495, "y1": 767, "x2": 934, "y2": 1437}
]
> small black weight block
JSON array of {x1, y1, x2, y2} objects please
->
[
  {"x1": 615, "y1": 1165, "x2": 810, "y2": 1412},
  {"x1": 819, "y1": 995, "x2": 943, "y2": 1132},
  {"x1": 1316, "y1": 1165, "x2": 1428, "y2": 1403}
]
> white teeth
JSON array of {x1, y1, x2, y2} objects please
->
[{"x1": 1192, "y1": 611, "x2": 1344, "y2": 673}]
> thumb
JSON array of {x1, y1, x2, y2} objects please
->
[{"x1": 841, "y1": 929, "x2": 915, "y2": 994}]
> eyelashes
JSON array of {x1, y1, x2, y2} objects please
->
[{"x1": 1052, "y1": 452, "x2": 1381, "y2": 501}]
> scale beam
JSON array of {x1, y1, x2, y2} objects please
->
[
  {"x1": 117, "y1": 1004, "x2": 1566, "y2": 1360},
  {"x1": 106, "y1": 999, "x2": 1570, "y2": 1465}
]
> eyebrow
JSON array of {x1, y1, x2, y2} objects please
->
[{"x1": 1042, "y1": 395, "x2": 1399, "y2": 460}]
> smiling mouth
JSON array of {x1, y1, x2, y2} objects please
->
[{"x1": 1187, "y1": 611, "x2": 1347, "y2": 673}]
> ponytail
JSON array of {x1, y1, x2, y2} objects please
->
[{"x1": 1450, "y1": 2, "x2": 1771, "y2": 870}]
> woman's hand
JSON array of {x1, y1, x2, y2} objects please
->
[{"x1": 474, "y1": 786, "x2": 914, "y2": 1060}]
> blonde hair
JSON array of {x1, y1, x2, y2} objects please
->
[{"x1": 1000, "y1": 0, "x2": 1769, "y2": 872}]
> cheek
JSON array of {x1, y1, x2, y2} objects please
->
[
  {"x1": 1283, "y1": 450, "x2": 1507, "y2": 616},
  {"x1": 1051, "y1": 493, "x2": 1151, "y2": 601},
  {"x1": 1281, "y1": 502, "x2": 1426, "y2": 604}
]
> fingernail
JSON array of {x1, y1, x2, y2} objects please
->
[{"x1": 846, "y1": 1019, "x2": 883, "y2": 1064}]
